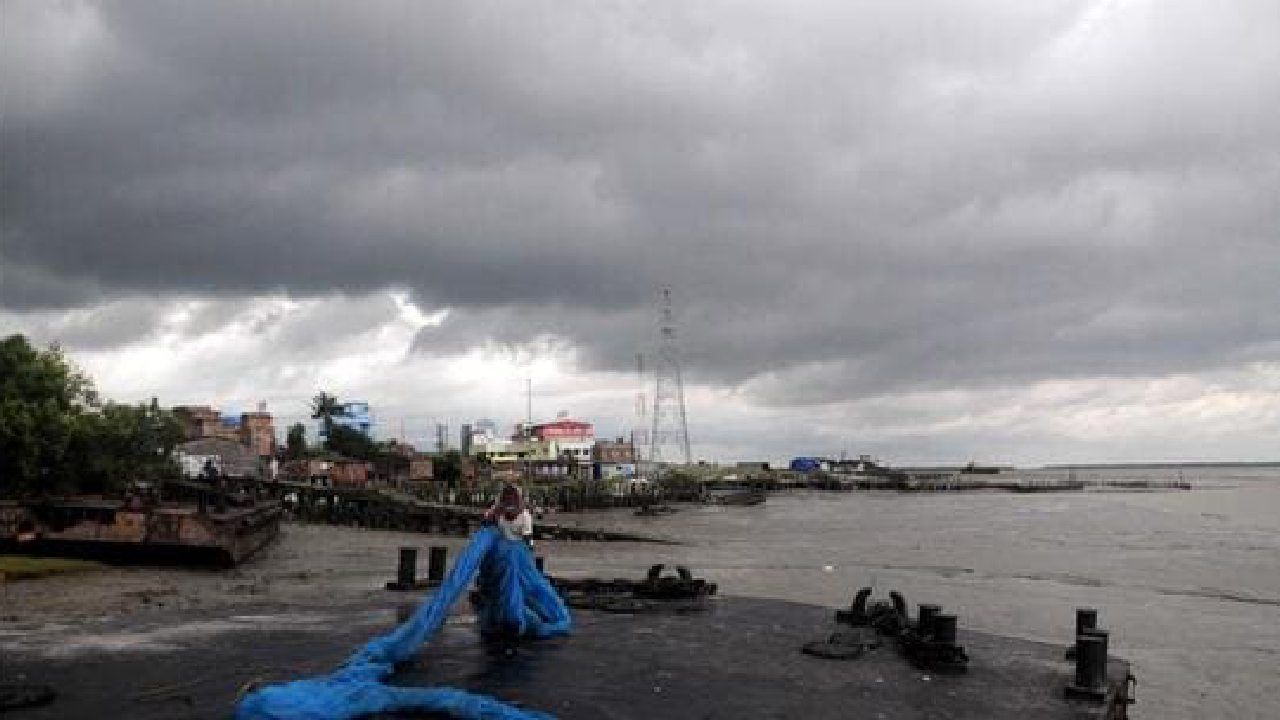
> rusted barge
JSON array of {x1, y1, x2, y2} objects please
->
[{"x1": 0, "y1": 496, "x2": 280, "y2": 567}]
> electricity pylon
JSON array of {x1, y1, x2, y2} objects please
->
[{"x1": 648, "y1": 288, "x2": 692, "y2": 466}]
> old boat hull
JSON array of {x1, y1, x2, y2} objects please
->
[{"x1": 0, "y1": 501, "x2": 281, "y2": 568}]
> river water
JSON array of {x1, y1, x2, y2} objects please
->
[
  {"x1": 551, "y1": 467, "x2": 1280, "y2": 720},
  {"x1": 3, "y1": 468, "x2": 1277, "y2": 718}
]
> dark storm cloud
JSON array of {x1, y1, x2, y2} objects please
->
[{"x1": 3, "y1": 1, "x2": 1279, "y2": 406}]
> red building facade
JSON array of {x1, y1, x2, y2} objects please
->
[{"x1": 531, "y1": 419, "x2": 594, "y2": 442}]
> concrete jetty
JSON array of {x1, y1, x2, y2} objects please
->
[{"x1": 2, "y1": 594, "x2": 1133, "y2": 719}]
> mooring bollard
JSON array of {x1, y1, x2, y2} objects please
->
[
  {"x1": 1066, "y1": 607, "x2": 1100, "y2": 659},
  {"x1": 1066, "y1": 631, "x2": 1109, "y2": 700},
  {"x1": 427, "y1": 545, "x2": 447, "y2": 586},
  {"x1": 385, "y1": 546, "x2": 418, "y2": 591},
  {"x1": 897, "y1": 600, "x2": 969, "y2": 672},
  {"x1": 535, "y1": 556, "x2": 545, "y2": 574},
  {"x1": 918, "y1": 603, "x2": 941, "y2": 637},
  {"x1": 1075, "y1": 607, "x2": 1098, "y2": 637},
  {"x1": 933, "y1": 614, "x2": 958, "y2": 646},
  {"x1": 398, "y1": 546, "x2": 418, "y2": 587}
]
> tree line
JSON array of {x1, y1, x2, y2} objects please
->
[
  {"x1": 285, "y1": 390, "x2": 465, "y2": 484},
  {"x1": 0, "y1": 334, "x2": 182, "y2": 497},
  {"x1": 0, "y1": 333, "x2": 469, "y2": 498}
]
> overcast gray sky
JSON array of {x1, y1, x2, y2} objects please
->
[{"x1": 3, "y1": 1, "x2": 1279, "y2": 465}]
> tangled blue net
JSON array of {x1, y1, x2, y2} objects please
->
[{"x1": 235, "y1": 526, "x2": 571, "y2": 720}]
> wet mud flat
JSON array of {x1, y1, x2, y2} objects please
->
[
  {"x1": 2, "y1": 595, "x2": 1129, "y2": 720},
  {"x1": 0, "y1": 523, "x2": 665, "y2": 626}
]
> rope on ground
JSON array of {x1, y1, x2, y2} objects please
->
[{"x1": 234, "y1": 526, "x2": 570, "y2": 720}]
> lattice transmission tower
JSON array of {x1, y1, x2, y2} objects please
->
[
  {"x1": 648, "y1": 288, "x2": 692, "y2": 466},
  {"x1": 631, "y1": 353, "x2": 648, "y2": 460}
]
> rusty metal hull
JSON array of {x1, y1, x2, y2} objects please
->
[{"x1": 0, "y1": 501, "x2": 280, "y2": 568}]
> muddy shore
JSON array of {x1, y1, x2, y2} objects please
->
[{"x1": 0, "y1": 521, "x2": 653, "y2": 625}]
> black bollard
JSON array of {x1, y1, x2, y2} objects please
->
[
  {"x1": 1066, "y1": 633, "x2": 1109, "y2": 700},
  {"x1": 1081, "y1": 627, "x2": 1109, "y2": 650},
  {"x1": 1066, "y1": 608, "x2": 1100, "y2": 659},
  {"x1": 427, "y1": 545, "x2": 447, "y2": 586},
  {"x1": 933, "y1": 614, "x2": 958, "y2": 646},
  {"x1": 535, "y1": 556, "x2": 545, "y2": 573},
  {"x1": 901, "y1": 605, "x2": 969, "y2": 672},
  {"x1": 398, "y1": 546, "x2": 418, "y2": 585},
  {"x1": 385, "y1": 546, "x2": 418, "y2": 591},
  {"x1": 918, "y1": 604, "x2": 941, "y2": 637},
  {"x1": 1075, "y1": 608, "x2": 1098, "y2": 637},
  {"x1": 1077, "y1": 634, "x2": 1107, "y2": 687}
]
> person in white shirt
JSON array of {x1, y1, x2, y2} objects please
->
[
  {"x1": 477, "y1": 483, "x2": 536, "y2": 655},
  {"x1": 483, "y1": 483, "x2": 533, "y2": 546}
]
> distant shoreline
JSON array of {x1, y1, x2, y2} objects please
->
[
  {"x1": 892, "y1": 461, "x2": 1280, "y2": 472},
  {"x1": 1040, "y1": 461, "x2": 1280, "y2": 470}
]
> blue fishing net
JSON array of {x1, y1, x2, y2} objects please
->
[{"x1": 235, "y1": 526, "x2": 571, "y2": 720}]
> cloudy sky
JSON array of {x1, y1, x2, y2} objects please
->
[{"x1": 3, "y1": 1, "x2": 1279, "y2": 465}]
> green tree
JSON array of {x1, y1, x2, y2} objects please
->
[
  {"x1": 0, "y1": 335, "x2": 96, "y2": 496},
  {"x1": 65, "y1": 399, "x2": 183, "y2": 494},
  {"x1": 310, "y1": 391, "x2": 343, "y2": 436},
  {"x1": 324, "y1": 423, "x2": 377, "y2": 460},
  {"x1": 310, "y1": 392, "x2": 381, "y2": 461},
  {"x1": 1, "y1": 336, "x2": 184, "y2": 497},
  {"x1": 436, "y1": 449, "x2": 463, "y2": 487},
  {"x1": 285, "y1": 422, "x2": 308, "y2": 459}
]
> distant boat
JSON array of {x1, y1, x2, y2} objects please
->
[
  {"x1": 707, "y1": 489, "x2": 767, "y2": 506},
  {"x1": 828, "y1": 456, "x2": 900, "y2": 479}
]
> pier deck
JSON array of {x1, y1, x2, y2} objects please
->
[
  {"x1": 389, "y1": 596, "x2": 1131, "y2": 719},
  {"x1": 2, "y1": 597, "x2": 1130, "y2": 719}
]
